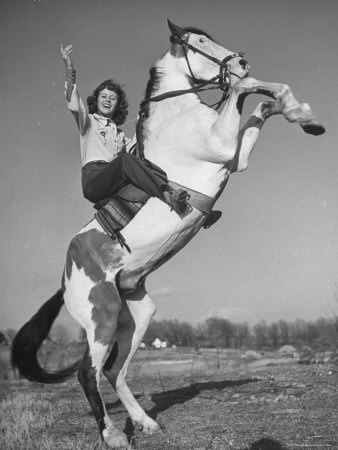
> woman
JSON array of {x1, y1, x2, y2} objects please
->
[{"x1": 61, "y1": 44, "x2": 188, "y2": 209}]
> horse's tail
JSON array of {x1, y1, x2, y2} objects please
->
[{"x1": 11, "y1": 289, "x2": 80, "y2": 383}]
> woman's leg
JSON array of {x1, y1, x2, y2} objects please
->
[
  {"x1": 82, "y1": 154, "x2": 189, "y2": 212},
  {"x1": 82, "y1": 154, "x2": 167, "y2": 203}
]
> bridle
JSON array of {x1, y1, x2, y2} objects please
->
[
  {"x1": 135, "y1": 28, "x2": 248, "y2": 159},
  {"x1": 176, "y1": 32, "x2": 246, "y2": 92},
  {"x1": 147, "y1": 31, "x2": 248, "y2": 109}
]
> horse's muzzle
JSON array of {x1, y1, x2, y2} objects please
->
[
  {"x1": 231, "y1": 57, "x2": 250, "y2": 79},
  {"x1": 239, "y1": 58, "x2": 250, "y2": 72}
]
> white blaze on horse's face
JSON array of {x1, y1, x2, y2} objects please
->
[{"x1": 178, "y1": 33, "x2": 249, "y2": 85}]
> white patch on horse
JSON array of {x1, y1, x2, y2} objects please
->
[
  {"x1": 86, "y1": 329, "x2": 108, "y2": 383},
  {"x1": 64, "y1": 262, "x2": 96, "y2": 330}
]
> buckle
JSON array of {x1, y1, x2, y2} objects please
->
[{"x1": 181, "y1": 32, "x2": 190, "y2": 43}]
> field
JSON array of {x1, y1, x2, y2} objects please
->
[{"x1": 1, "y1": 348, "x2": 337, "y2": 449}]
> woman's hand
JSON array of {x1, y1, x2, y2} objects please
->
[{"x1": 61, "y1": 44, "x2": 74, "y2": 70}]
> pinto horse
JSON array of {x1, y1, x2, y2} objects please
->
[{"x1": 12, "y1": 21, "x2": 324, "y2": 448}]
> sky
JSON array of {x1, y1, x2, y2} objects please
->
[{"x1": 1, "y1": 0, "x2": 338, "y2": 337}]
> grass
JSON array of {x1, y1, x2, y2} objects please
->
[
  {"x1": 0, "y1": 392, "x2": 60, "y2": 449},
  {"x1": 0, "y1": 350, "x2": 337, "y2": 449},
  {"x1": 0, "y1": 390, "x2": 108, "y2": 449}
]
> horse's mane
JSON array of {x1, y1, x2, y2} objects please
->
[
  {"x1": 136, "y1": 67, "x2": 163, "y2": 145},
  {"x1": 139, "y1": 66, "x2": 163, "y2": 119}
]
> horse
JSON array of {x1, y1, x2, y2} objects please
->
[{"x1": 12, "y1": 20, "x2": 325, "y2": 448}]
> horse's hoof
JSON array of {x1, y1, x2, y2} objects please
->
[
  {"x1": 133, "y1": 416, "x2": 163, "y2": 435},
  {"x1": 300, "y1": 121, "x2": 326, "y2": 136},
  {"x1": 103, "y1": 426, "x2": 130, "y2": 449}
]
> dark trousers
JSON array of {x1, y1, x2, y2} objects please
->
[{"x1": 81, "y1": 153, "x2": 168, "y2": 204}]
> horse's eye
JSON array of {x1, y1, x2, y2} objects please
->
[{"x1": 199, "y1": 37, "x2": 206, "y2": 43}]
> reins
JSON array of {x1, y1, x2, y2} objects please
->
[{"x1": 146, "y1": 75, "x2": 220, "y2": 103}]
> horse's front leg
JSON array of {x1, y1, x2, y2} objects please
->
[
  {"x1": 103, "y1": 286, "x2": 161, "y2": 435},
  {"x1": 212, "y1": 90, "x2": 243, "y2": 144},
  {"x1": 232, "y1": 101, "x2": 282, "y2": 172},
  {"x1": 234, "y1": 77, "x2": 325, "y2": 136},
  {"x1": 75, "y1": 282, "x2": 129, "y2": 449}
]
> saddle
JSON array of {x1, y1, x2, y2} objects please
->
[
  {"x1": 94, "y1": 182, "x2": 222, "y2": 252},
  {"x1": 94, "y1": 195, "x2": 145, "y2": 252},
  {"x1": 94, "y1": 145, "x2": 221, "y2": 250}
]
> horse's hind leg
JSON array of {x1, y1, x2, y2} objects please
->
[
  {"x1": 103, "y1": 286, "x2": 160, "y2": 434},
  {"x1": 77, "y1": 282, "x2": 129, "y2": 449}
]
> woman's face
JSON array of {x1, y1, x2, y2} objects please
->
[{"x1": 97, "y1": 88, "x2": 118, "y2": 118}]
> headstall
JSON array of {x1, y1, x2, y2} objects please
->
[{"x1": 147, "y1": 31, "x2": 247, "y2": 110}]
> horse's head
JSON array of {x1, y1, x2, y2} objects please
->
[{"x1": 168, "y1": 20, "x2": 249, "y2": 88}]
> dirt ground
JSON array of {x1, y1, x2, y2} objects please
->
[{"x1": 1, "y1": 349, "x2": 338, "y2": 449}]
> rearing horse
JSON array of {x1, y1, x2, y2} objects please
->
[{"x1": 12, "y1": 21, "x2": 324, "y2": 448}]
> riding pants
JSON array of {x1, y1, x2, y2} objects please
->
[{"x1": 81, "y1": 153, "x2": 168, "y2": 204}]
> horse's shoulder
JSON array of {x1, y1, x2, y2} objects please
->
[{"x1": 183, "y1": 104, "x2": 218, "y2": 126}]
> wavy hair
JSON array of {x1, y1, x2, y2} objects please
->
[{"x1": 86, "y1": 79, "x2": 128, "y2": 125}]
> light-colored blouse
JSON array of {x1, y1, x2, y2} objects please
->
[{"x1": 66, "y1": 84, "x2": 132, "y2": 166}]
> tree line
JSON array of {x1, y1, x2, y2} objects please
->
[
  {"x1": 142, "y1": 316, "x2": 338, "y2": 351},
  {"x1": 1, "y1": 315, "x2": 337, "y2": 352}
]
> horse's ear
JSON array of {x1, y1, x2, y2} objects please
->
[{"x1": 167, "y1": 19, "x2": 185, "y2": 39}]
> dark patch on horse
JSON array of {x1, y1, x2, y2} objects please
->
[
  {"x1": 104, "y1": 342, "x2": 118, "y2": 372},
  {"x1": 103, "y1": 300, "x2": 136, "y2": 388},
  {"x1": 256, "y1": 88, "x2": 275, "y2": 99},
  {"x1": 89, "y1": 281, "x2": 122, "y2": 345},
  {"x1": 78, "y1": 345, "x2": 107, "y2": 435},
  {"x1": 68, "y1": 229, "x2": 124, "y2": 283},
  {"x1": 64, "y1": 251, "x2": 73, "y2": 281},
  {"x1": 61, "y1": 270, "x2": 66, "y2": 293},
  {"x1": 236, "y1": 93, "x2": 247, "y2": 115}
]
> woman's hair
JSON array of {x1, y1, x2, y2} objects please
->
[{"x1": 86, "y1": 79, "x2": 128, "y2": 125}]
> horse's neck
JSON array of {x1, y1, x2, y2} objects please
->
[
  {"x1": 143, "y1": 54, "x2": 208, "y2": 136},
  {"x1": 142, "y1": 53, "x2": 232, "y2": 198},
  {"x1": 154, "y1": 53, "x2": 193, "y2": 93}
]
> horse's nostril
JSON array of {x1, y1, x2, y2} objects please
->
[{"x1": 239, "y1": 58, "x2": 248, "y2": 69}]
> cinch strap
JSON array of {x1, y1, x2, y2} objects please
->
[{"x1": 169, "y1": 180, "x2": 216, "y2": 215}]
